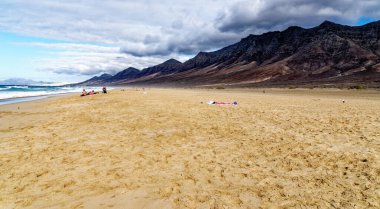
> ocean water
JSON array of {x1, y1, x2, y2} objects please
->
[{"x1": 0, "y1": 85, "x2": 105, "y2": 105}]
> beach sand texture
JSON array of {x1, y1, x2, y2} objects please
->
[{"x1": 0, "y1": 88, "x2": 379, "y2": 208}]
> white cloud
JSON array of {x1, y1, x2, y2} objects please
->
[
  {"x1": 0, "y1": 0, "x2": 379, "y2": 78},
  {"x1": 18, "y1": 42, "x2": 167, "y2": 76},
  {"x1": 16, "y1": 42, "x2": 120, "y2": 53}
]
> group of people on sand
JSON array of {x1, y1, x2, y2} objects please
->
[{"x1": 81, "y1": 86, "x2": 107, "y2": 96}]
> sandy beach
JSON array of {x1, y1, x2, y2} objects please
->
[{"x1": 0, "y1": 88, "x2": 379, "y2": 208}]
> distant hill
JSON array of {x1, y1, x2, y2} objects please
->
[
  {"x1": 77, "y1": 73, "x2": 112, "y2": 86},
  {"x1": 78, "y1": 59, "x2": 184, "y2": 86},
  {"x1": 0, "y1": 78, "x2": 54, "y2": 86},
  {"x1": 79, "y1": 20, "x2": 380, "y2": 88}
]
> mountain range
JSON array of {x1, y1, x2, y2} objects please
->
[
  {"x1": 0, "y1": 78, "x2": 55, "y2": 86},
  {"x1": 79, "y1": 20, "x2": 380, "y2": 88}
]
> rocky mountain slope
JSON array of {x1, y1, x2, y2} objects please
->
[{"x1": 79, "y1": 20, "x2": 380, "y2": 87}]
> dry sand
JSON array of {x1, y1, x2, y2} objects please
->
[{"x1": 0, "y1": 88, "x2": 379, "y2": 208}]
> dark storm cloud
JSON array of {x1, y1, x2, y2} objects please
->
[
  {"x1": 217, "y1": 0, "x2": 380, "y2": 34},
  {"x1": 121, "y1": 27, "x2": 242, "y2": 57}
]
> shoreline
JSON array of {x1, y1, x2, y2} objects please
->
[
  {"x1": 0, "y1": 95, "x2": 49, "y2": 105},
  {"x1": 0, "y1": 87, "x2": 379, "y2": 107},
  {"x1": 0, "y1": 86, "x2": 116, "y2": 106},
  {"x1": 0, "y1": 92, "x2": 79, "y2": 106}
]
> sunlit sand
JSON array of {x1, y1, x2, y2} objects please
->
[{"x1": 1, "y1": 88, "x2": 379, "y2": 208}]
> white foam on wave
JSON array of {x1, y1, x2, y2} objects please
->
[
  {"x1": 0, "y1": 86, "x2": 28, "y2": 90},
  {"x1": 0, "y1": 86, "x2": 110, "y2": 100},
  {"x1": 10, "y1": 86, "x2": 29, "y2": 89},
  {"x1": 0, "y1": 86, "x2": 11, "y2": 90},
  {"x1": 0, "y1": 91, "x2": 57, "y2": 100},
  {"x1": 0, "y1": 89, "x2": 78, "y2": 100}
]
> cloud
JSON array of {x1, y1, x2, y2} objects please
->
[
  {"x1": 217, "y1": 0, "x2": 380, "y2": 33},
  {"x1": 16, "y1": 42, "x2": 120, "y2": 53},
  {"x1": 0, "y1": 0, "x2": 241, "y2": 76},
  {"x1": 38, "y1": 52, "x2": 167, "y2": 76},
  {"x1": 0, "y1": 0, "x2": 379, "y2": 78},
  {"x1": 120, "y1": 23, "x2": 242, "y2": 57},
  {"x1": 21, "y1": 42, "x2": 167, "y2": 76}
]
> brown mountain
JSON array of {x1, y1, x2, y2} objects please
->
[
  {"x1": 80, "y1": 20, "x2": 380, "y2": 87},
  {"x1": 77, "y1": 73, "x2": 112, "y2": 86}
]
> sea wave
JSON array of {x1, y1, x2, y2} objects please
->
[
  {"x1": 0, "y1": 86, "x2": 11, "y2": 90},
  {"x1": 0, "y1": 91, "x2": 63, "y2": 100},
  {"x1": 0, "y1": 86, "x2": 108, "y2": 100},
  {"x1": 0, "y1": 85, "x2": 30, "y2": 91}
]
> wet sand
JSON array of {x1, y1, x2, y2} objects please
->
[{"x1": 0, "y1": 88, "x2": 379, "y2": 208}]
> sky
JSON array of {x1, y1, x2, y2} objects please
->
[{"x1": 0, "y1": 0, "x2": 379, "y2": 83}]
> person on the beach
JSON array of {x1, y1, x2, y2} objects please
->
[
  {"x1": 207, "y1": 101, "x2": 238, "y2": 105},
  {"x1": 89, "y1": 90, "x2": 95, "y2": 95},
  {"x1": 81, "y1": 89, "x2": 87, "y2": 96},
  {"x1": 102, "y1": 86, "x2": 107, "y2": 94}
]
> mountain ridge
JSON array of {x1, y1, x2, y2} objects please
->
[{"x1": 79, "y1": 20, "x2": 380, "y2": 87}]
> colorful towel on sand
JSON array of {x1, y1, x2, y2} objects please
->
[{"x1": 207, "y1": 101, "x2": 238, "y2": 106}]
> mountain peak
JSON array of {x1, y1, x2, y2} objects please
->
[
  {"x1": 195, "y1": 51, "x2": 210, "y2": 58},
  {"x1": 99, "y1": 73, "x2": 112, "y2": 78},
  {"x1": 284, "y1": 25, "x2": 304, "y2": 32},
  {"x1": 138, "y1": 58, "x2": 183, "y2": 76},
  {"x1": 77, "y1": 20, "x2": 380, "y2": 87},
  {"x1": 318, "y1": 20, "x2": 341, "y2": 28},
  {"x1": 163, "y1": 58, "x2": 182, "y2": 65},
  {"x1": 124, "y1": 67, "x2": 139, "y2": 71},
  {"x1": 108, "y1": 67, "x2": 140, "y2": 81}
]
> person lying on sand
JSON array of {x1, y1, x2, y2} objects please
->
[
  {"x1": 81, "y1": 89, "x2": 87, "y2": 96},
  {"x1": 207, "y1": 101, "x2": 238, "y2": 105},
  {"x1": 81, "y1": 89, "x2": 98, "y2": 96},
  {"x1": 89, "y1": 90, "x2": 98, "y2": 95}
]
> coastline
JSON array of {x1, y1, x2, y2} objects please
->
[
  {"x1": 0, "y1": 91, "x2": 81, "y2": 106},
  {"x1": 0, "y1": 95, "x2": 50, "y2": 105},
  {"x1": 1, "y1": 88, "x2": 379, "y2": 208},
  {"x1": 0, "y1": 86, "x2": 115, "y2": 106}
]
